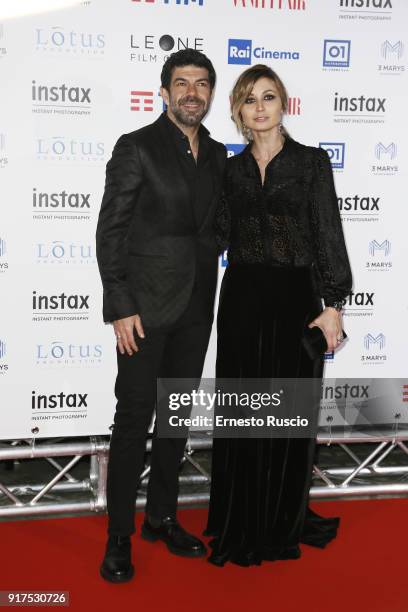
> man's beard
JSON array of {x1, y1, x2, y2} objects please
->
[{"x1": 169, "y1": 95, "x2": 208, "y2": 127}]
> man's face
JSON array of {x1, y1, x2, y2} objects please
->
[{"x1": 161, "y1": 65, "x2": 212, "y2": 128}]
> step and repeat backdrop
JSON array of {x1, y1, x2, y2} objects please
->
[{"x1": 0, "y1": 0, "x2": 406, "y2": 438}]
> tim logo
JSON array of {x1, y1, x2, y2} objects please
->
[
  {"x1": 130, "y1": 90, "x2": 154, "y2": 111},
  {"x1": 319, "y1": 142, "x2": 345, "y2": 169},
  {"x1": 364, "y1": 333, "x2": 385, "y2": 351},
  {"x1": 381, "y1": 40, "x2": 403, "y2": 60},
  {"x1": 369, "y1": 239, "x2": 391, "y2": 257},
  {"x1": 226, "y1": 143, "x2": 246, "y2": 157},
  {"x1": 228, "y1": 39, "x2": 252, "y2": 65},
  {"x1": 0, "y1": 237, "x2": 5, "y2": 257},
  {"x1": 375, "y1": 142, "x2": 397, "y2": 160},
  {"x1": 323, "y1": 40, "x2": 351, "y2": 68},
  {"x1": 0, "y1": 339, "x2": 5, "y2": 359}
]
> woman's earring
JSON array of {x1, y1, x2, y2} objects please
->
[{"x1": 278, "y1": 121, "x2": 283, "y2": 134}]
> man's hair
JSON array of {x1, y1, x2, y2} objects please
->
[{"x1": 161, "y1": 49, "x2": 216, "y2": 91}]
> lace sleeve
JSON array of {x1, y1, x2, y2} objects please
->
[{"x1": 309, "y1": 148, "x2": 353, "y2": 306}]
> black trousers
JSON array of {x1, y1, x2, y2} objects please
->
[{"x1": 106, "y1": 297, "x2": 212, "y2": 536}]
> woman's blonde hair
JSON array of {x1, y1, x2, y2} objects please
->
[{"x1": 230, "y1": 64, "x2": 289, "y2": 140}]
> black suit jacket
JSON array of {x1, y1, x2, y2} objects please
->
[{"x1": 96, "y1": 113, "x2": 226, "y2": 328}]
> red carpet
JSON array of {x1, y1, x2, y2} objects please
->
[{"x1": 1, "y1": 500, "x2": 407, "y2": 612}]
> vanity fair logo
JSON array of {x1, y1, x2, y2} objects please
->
[
  {"x1": 35, "y1": 241, "x2": 96, "y2": 266},
  {"x1": 323, "y1": 40, "x2": 351, "y2": 70},
  {"x1": 35, "y1": 27, "x2": 105, "y2": 55},
  {"x1": 338, "y1": 194, "x2": 381, "y2": 222},
  {"x1": 378, "y1": 41, "x2": 405, "y2": 75},
  {"x1": 0, "y1": 339, "x2": 8, "y2": 375},
  {"x1": 32, "y1": 188, "x2": 92, "y2": 222},
  {"x1": 36, "y1": 136, "x2": 105, "y2": 163},
  {"x1": 35, "y1": 341, "x2": 102, "y2": 367},
  {"x1": 130, "y1": 33, "x2": 204, "y2": 63},
  {"x1": 131, "y1": 0, "x2": 204, "y2": 6},
  {"x1": 338, "y1": 0, "x2": 392, "y2": 21},
  {"x1": 228, "y1": 39, "x2": 300, "y2": 65},
  {"x1": 232, "y1": 0, "x2": 306, "y2": 9},
  {"x1": 319, "y1": 142, "x2": 345, "y2": 170},
  {"x1": 366, "y1": 239, "x2": 392, "y2": 272},
  {"x1": 361, "y1": 333, "x2": 386, "y2": 365},
  {"x1": 32, "y1": 290, "x2": 91, "y2": 323},
  {"x1": 0, "y1": 236, "x2": 9, "y2": 274},
  {"x1": 31, "y1": 81, "x2": 92, "y2": 116},
  {"x1": 342, "y1": 291, "x2": 375, "y2": 317},
  {"x1": 371, "y1": 142, "x2": 398, "y2": 176}
]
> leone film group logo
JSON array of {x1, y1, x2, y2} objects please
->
[
  {"x1": 35, "y1": 27, "x2": 105, "y2": 56},
  {"x1": 32, "y1": 80, "x2": 92, "y2": 117},
  {"x1": 366, "y1": 239, "x2": 392, "y2": 272},
  {"x1": 36, "y1": 136, "x2": 105, "y2": 164},
  {"x1": 130, "y1": 33, "x2": 205, "y2": 63},
  {"x1": 35, "y1": 241, "x2": 96, "y2": 266},
  {"x1": 35, "y1": 340, "x2": 102, "y2": 368},
  {"x1": 338, "y1": 194, "x2": 381, "y2": 223},
  {"x1": 0, "y1": 338, "x2": 8, "y2": 375},
  {"x1": 371, "y1": 142, "x2": 398, "y2": 176},
  {"x1": 338, "y1": 0, "x2": 392, "y2": 22},
  {"x1": 361, "y1": 333, "x2": 386, "y2": 365},
  {"x1": 32, "y1": 290, "x2": 92, "y2": 323},
  {"x1": 32, "y1": 187, "x2": 92, "y2": 222},
  {"x1": 378, "y1": 40, "x2": 405, "y2": 75}
]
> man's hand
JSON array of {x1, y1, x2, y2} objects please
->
[
  {"x1": 309, "y1": 308, "x2": 343, "y2": 352},
  {"x1": 113, "y1": 314, "x2": 145, "y2": 356}
]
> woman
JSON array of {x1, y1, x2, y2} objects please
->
[{"x1": 205, "y1": 65, "x2": 352, "y2": 567}]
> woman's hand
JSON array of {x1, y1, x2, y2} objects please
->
[{"x1": 309, "y1": 307, "x2": 343, "y2": 352}]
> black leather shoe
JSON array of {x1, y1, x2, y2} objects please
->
[
  {"x1": 100, "y1": 535, "x2": 134, "y2": 583},
  {"x1": 141, "y1": 516, "x2": 206, "y2": 558}
]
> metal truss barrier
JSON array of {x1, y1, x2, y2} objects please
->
[{"x1": 1, "y1": 432, "x2": 408, "y2": 518}]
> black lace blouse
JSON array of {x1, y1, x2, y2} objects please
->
[{"x1": 216, "y1": 137, "x2": 352, "y2": 307}]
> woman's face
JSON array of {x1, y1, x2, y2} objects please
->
[{"x1": 239, "y1": 77, "x2": 283, "y2": 136}]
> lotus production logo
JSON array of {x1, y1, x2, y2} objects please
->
[
  {"x1": 35, "y1": 241, "x2": 96, "y2": 266},
  {"x1": 36, "y1": 136, "x2": 105, "y2": 164},
  {"x1": 35, "y1": 27, "x2": 105, "y2": 56},
  {"x1": 35, "y1": 341, "x2": 102, "y2": 368}
]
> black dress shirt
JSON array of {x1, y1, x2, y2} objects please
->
[{"x1": 215, "y1": 136, "x2": 352, "y2": 307}]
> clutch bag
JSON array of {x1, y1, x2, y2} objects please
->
[{"x1": 302, "y1": 326, "x2": 348, "y2": 360}]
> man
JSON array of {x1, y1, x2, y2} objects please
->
[{"x1": 96, "y1": 49, "x2": 226, "y2": 583}]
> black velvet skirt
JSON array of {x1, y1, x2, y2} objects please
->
[{"x1": 205, "y1": 263, "x2": 339, "y2": 567}]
